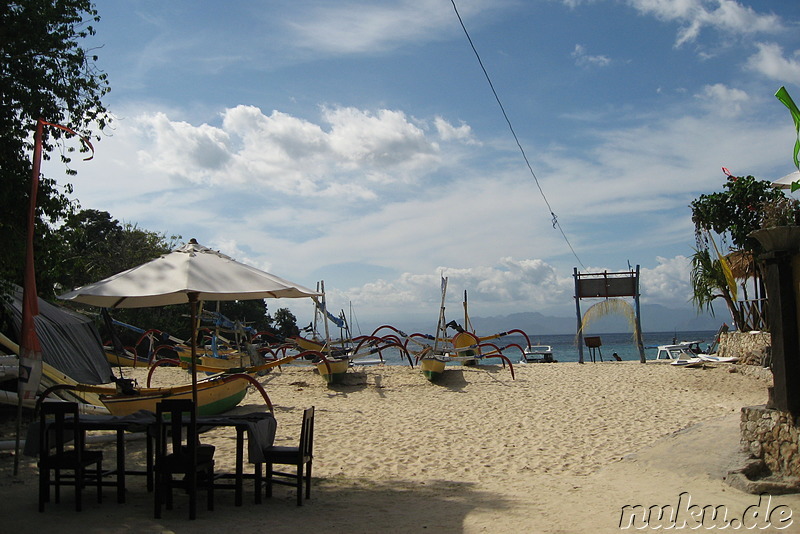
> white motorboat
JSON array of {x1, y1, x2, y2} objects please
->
[
  {"x1": 654, "y1": 341, "x2": 704, "y2": 361},
  {"x1": 520, "y1": 345, "x2": 555, "y2": 363},
  {"x1": 655, "y1": 340, "x2": 727, "y2": 368}
]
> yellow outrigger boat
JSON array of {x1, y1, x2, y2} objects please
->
[
  {"x1": 38, "y1": 354, "x2": 302, "y2": 416},
  {"x1": 394, "y1": 279, "x2": 523, "y2": 382},
  {"x1": 39, "y1": 372, "x2": 254, "y2": 416},
  {"x1": 102, "y1": 373, "x2": 254, "y2": 416},
  {"x1": 104, "y1": 347, "x2": 151, "y2": 368}
]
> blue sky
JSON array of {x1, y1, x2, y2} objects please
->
[{"x1": 43, "y1": 0, "x2": 800, "y2": 329}]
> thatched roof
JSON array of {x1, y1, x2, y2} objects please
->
[{"x1": 725, "y1": 250, "x2": 756, "y2": 280}]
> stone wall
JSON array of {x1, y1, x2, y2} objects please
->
[
  {"x1": 718, "y1": 330, "x2": 771, "y2": 366},
  {"x1": 723, "y1": 331, "x2": 800, "y2": 483},
  {"x1": 741, "y1": 405, "x2": 800, "y2": 480}
]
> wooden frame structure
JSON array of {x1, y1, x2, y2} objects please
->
[
  {"x1": 573, "y1": 266, "x2": 646, "y2": 363},
  {"x1": 760, "y1": 250, "x2": 800, "y2": 414}
]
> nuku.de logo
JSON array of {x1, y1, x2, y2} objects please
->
[{"x1": 619, "y1": 492, "x2": 793, "y2": 530}]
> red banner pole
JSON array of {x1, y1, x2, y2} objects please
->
[{"x1": 14, "y1": 118, "x2": 46, "y2": 475}]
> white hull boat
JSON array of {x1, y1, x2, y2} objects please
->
[{"x1": 520, "y1": 345, "x2": 555, "y2": 363}]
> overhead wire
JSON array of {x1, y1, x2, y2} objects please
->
[{"x1": 449, "y1": 0, "x2": 587, "y2": 271}]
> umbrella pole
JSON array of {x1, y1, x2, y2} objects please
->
[{"x1": 189, "y1": 292, "x2": 199, "y2": 412}]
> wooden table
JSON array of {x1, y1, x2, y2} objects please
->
[{"x1": 31, "y1": 410, "x2": 276, "y2": 507}]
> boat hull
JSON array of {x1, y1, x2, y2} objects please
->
[
  {"x1": 316, "y1": 358, "x2": 349, "y2": 384},
  {"x1": 421, "y1": 358, "x2": 446, "y2": 381},
  {"x1": 99, "y1": 375, "x2": 250, "y2": 416},
  {"x1": 670, "y1": 358, "x2": 705, "y2": 368},
  {"x1": 520, "y1": 345, "x2": 554, "y2": 363},
  {"x1": 179, "y1": 353, "x2": 249, "y2": 374},
  {"x1": 105, "y1": 350, "x2": 150, "y2": 368}
]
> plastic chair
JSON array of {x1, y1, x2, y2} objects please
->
[
  {"x1": 153, "y1": 399, "x2": 215, "y2": 519},
  {"x1": 261, "y1": 406, "x2": 314, "y2": 506},
  {"x1": 38, "y1": 402, "x2": 103, "y2": 512}
]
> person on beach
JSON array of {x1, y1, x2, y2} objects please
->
[{"x1": 612, "y1": 352, "x2": 622, "y2": 361}]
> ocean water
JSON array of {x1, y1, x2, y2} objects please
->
[{"x1": 352, "y1": 330, "x2": 721, "y2": 365}]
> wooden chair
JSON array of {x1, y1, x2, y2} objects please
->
[
  {"x1": 153, "y1": 399, "x2": 215, "y2": 519},
  {"x1": 38, "y1": 402, "x2": 103, "y2": 512},
  {"x1": 260, "y1": 406, "x2": 315, "y2": 506}
]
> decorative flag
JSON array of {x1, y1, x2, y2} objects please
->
[
  {"x1": 18, "y1": 118, "x2": 94, "y2": 400},
  {"x1": 312, "y1": 299, "x2": 345, "y2": 328},
  {"x1": 775, "y1": 86, "x2": 800, "y2": 191},
  {"x1": 18, "y1": 119, "x2": 45, "y2": 400}
]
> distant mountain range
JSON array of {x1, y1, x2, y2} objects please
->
[
  {"x1": 374, "y1": 304, "x2": 726, "y2": 336},
  {"x1": 470, "y1": 304, "x2": 725, "y2": 336}
]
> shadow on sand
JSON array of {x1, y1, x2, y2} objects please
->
[{"x1": 4, "y1": 452, "x2": 512, "y2": 534}]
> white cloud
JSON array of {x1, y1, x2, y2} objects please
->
[
  {"x1": 338, "y1": 257, "x2": 573, "y2": 316},
  {"x1": 745, "y1": 42, "x2": 800, "y2": 85},
  {"x1": 622, "y1": 0, "x2": 783, "y2": 47},
  {"x1": 434, "y1": 116, "x2": 478, "y2": 144},
  {"x1": 572, "y1": 44, "x2": 611, "y2": 67},
  {"x1": 694, "y1": 83, "x2": 750, "y2": 117},
  {"x1": 135, "y1": 112, "x2": 232, "y2": 181},
  {"x1": 310, "y1": 253, "x2": 698, "y2": 328},
  {"x1": 640, "y1": 255, "x2": 693, "y2": 306},
  {"x1": 285, "y1": 0, "x2": 510, "y2": 55},
  {"x1": 119, "y1": 105, "x2": 485, "y2": 201},
  {"x1": 58, "y1": 76, "x2": 794, "y2": 330}
]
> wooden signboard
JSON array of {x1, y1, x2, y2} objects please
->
[{"x1": 574, "y1": 267, "x2": 645, "y2": 363}]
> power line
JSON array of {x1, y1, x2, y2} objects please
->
[{"x1": 449, "y1": 0, "x2": 587, "y2": 271}]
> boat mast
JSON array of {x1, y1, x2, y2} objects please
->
[
  {"x1": 433, "y1": 277, "x2": 448, "y2": 355},
  {"x1": 463, "y1": 289, "x2": 473, "y2": 333}
]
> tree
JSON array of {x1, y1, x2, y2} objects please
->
[
  {"x1": 56, "y1": 209, "x2": 179, "y2": 292},
  {"x1": 56, "y1": 208, "x2": 122, "y2": 293},
  {"x1": 689, "y1": 248, "x2": 745, "y2": 329},
  {"x1": 53, "y1": 209, "x2": 186, "y2": 343},
  {"x1": 689, "y1": 175, "x2": 789, "y2": 330},
  {"x1": 690, "y1": 175, "x2": 785, "y2": 251},
  {"x1": 273, "y1": 308, "x2": 298, "y2": 339},
  {"x1": 1, "y1": 1, "x2": 111, "y2": 296}
]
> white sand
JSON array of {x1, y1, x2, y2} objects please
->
[{"x1": 3, "y1": 361, "x2": 800, "y2": 533}]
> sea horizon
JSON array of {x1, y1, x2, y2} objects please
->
[{"x1": 344, "y1": 329, "x2": 723, "y2": 365}]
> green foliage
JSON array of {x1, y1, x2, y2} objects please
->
[
  {"x1": 54, "y1": 209, "x2": 179, "y2": 296},
  {"x1": 273, "y1": 308, "x2": 299, "y2": 339},
  {"x1": 690, "y1": 248, "x2": 725, "y2": 315},
  {"x1": 689, "y1": 248, "x2": 748, "y2": 330},
  {"x1": 50, "y1": 209, "x2": 181, "y2": 340},
  {"x1": 690, "y1": 175, "x2": 786, "y2": 251},
  {"x1": 0, "y1": 1, "x2": 111, "y2": 295}
]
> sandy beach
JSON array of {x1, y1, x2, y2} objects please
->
[{"x1": 3, "y1": 360, "x2": 800, "y2": 533}]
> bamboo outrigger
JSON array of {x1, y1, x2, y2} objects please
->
[{"x1": 375, "y1": 278, "x2": 528, "y2": 381}]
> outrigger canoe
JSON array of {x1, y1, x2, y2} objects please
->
[
  {"x1": 38, "y1": 354, "x2": 302, "y2": 416},
  {"x1": 104, "y1": 373, "x2": 253, "y2": 416},
  {"x1": 104, "y1": 348, "x2": 151, "y2": 368},
  {"x1": 291, "y1": 335, "x2": 406, "y2": 385},
  {"x1": 315, "y1": 356, "x2": 350, "y2": 384},
  {"x1": 420, "y1": 357, "x2": 446, "y2": 381},
  {"x1": 393, "y1": 280, "x2": 523, "y2": 382},
  {"x1": 40, "y1": 373, "x2": 258, "y2": 416}
]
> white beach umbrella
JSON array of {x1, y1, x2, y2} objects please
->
[
  {"x1": 59, "y1": 239, "x2": 320, "y2": 307},
  {"x1": 59, "y1": 239, "x2": 322, "y2": 407},
  {"x1": 771, "y1": 170, "x2": 800, "y2": 190}
]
